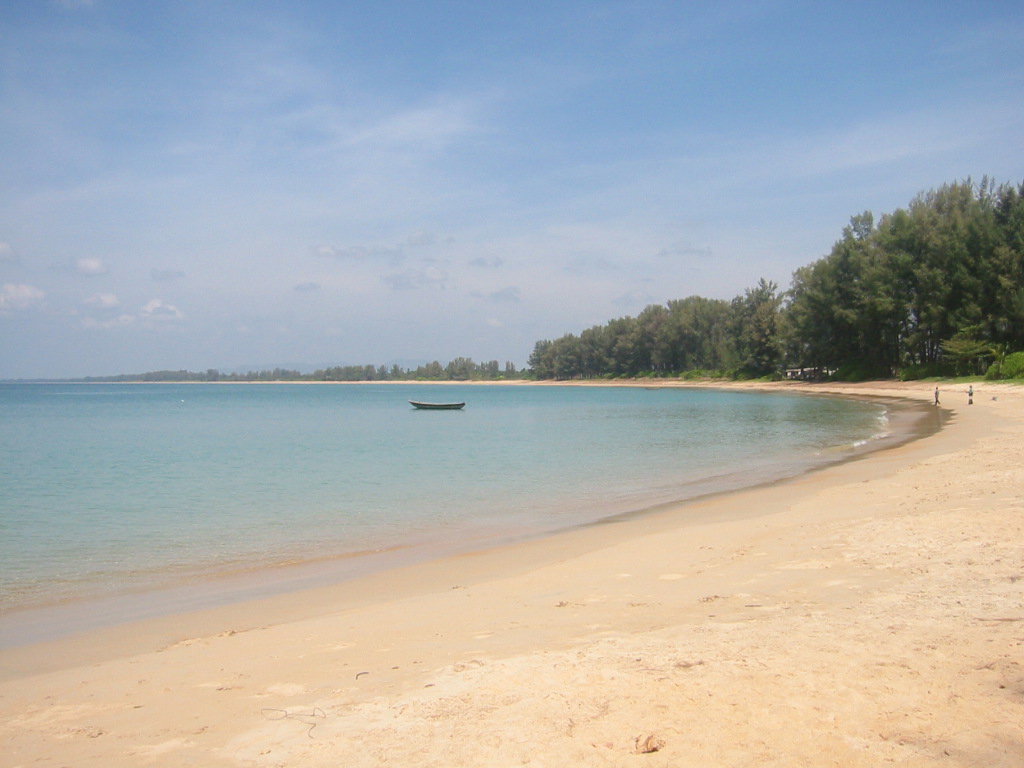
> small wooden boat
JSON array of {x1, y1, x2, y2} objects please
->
[{"x1": 409, "y1": 400, "x2": 466, "y2": 410}]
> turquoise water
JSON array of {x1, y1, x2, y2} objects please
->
[{"x1": 0, "y1": 383, "x2": 887, "y2": 617}]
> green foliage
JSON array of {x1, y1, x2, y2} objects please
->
[
  {"x1": 996, "y1": 350, "x2": 1024, "y2": 379},
  {"x1": 940, "y1": 333, "x2": 997, "y2": 376},
  {"x1": 528, "y1": 178, "x2": 1024, "y2": 381},
  {"x1": 527, "y1": 296, "x2": 738, "y2": 380},
  {"x1": 784, "y1": 179, "x2": 1024, "y2": 377},
  {"x1": 899, "y1": 362, "x2": 952, "y2": 381},
  {"x1": 831, "y1": 362, "x2": 879, "y2": 382},
  {"x1": 679, "y1": 369, "x2": 727, "y2": 380},
  {"x1": 731, "y1": 278, "x2": 784, "y2": 376}
]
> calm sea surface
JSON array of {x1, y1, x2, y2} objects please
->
[{"x1": 0, "y1": 383, "x2": 887, "y2": 620}]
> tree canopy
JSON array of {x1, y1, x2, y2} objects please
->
[{"x1": 530, "y1": 178, "x2": 1024, "y2": 381}]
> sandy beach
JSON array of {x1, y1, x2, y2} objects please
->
[{"x1": 1, "y1": 380, "x2": 1022, "y2": 767}]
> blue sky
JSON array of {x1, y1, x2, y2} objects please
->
[{"x1": 2, "y1": 1, "x2": 1022, "y2": 378}]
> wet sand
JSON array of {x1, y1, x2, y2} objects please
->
[{"x1": 1, "y1": 380, "x2": 1021, "y2": 767}]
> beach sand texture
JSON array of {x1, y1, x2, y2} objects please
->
[{"x1": 1, "y1": 381, "x2": 1022, "y2": 767}]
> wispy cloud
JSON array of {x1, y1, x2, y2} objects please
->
[
  {"x1": 346, "y1": 98, "x2": 482, "y2": 152},
  {"x1": 76, "y1": 258, "x2": 108, "y2": 276},
  {"x1": 0, "y1": 283, "x2": 45, "y2": 313},
  {"x1": 792, "y1": 115, "x2": 977, "y2": 179},
  {"x1": 728, "y1": 94, "x2": 1024, "y2": 190},
  {"x1": 80, "y1": 296, "x2": 183, "y2": 330},
  {"x1": 85, "y1": 292, "x2": 119, "y2": 308},
  {"x1": 140, "y1": 298, "x2": 183, "y2": 320},
  {"x1": 81, "y1": 293, "x2": 128, "y2": 329}
]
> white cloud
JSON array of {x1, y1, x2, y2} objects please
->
[
  {"x1": 80, "y1": 296, "x2": 181, "y2": 329},
  {"x1": 0, "y1": 283, "x2": 45, "y2": 312},
  {"x1": 76, "y1": 257, "x2": 108, "y2": 276},
  {"x1": 0, "y1": 242, "x2": 16, "y2": 263},
  {"x1": 140, "y1": 298, "x2": 183, "y2": 320},
  {"x1": 85, "y1": 292, "x2": 120, "y2": 308}
]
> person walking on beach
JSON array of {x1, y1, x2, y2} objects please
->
[
  {"x1": 934, "y1": 386, "x2": 940, "y2": 406},
  {"x1": 968, "y1": 385, "x2": 974, "y2": 405}
]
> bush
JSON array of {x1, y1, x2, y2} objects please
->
[
  {"x1": 985, "y1": 351, "x2": 1024, "y2": 380},
  {"x1": 679, "y1": 369, "x2": 725, "y2": 380},
  {"x1": 832, "y1": 362, "x2": 875, "y2": 381},
  {"x1": 899, "y1": 365, "x2": 927, "y2": 381},
  {"x1": 899, "y1": 362, "x2": 953, "y2": 380},
  {"x1": 1002, "y1": 351, "x2": 1024, "y2": 379}
]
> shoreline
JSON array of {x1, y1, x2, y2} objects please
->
[
  {"x1": 2, "y1": 380, "x2": 1022, "y2": 766},
  {"x1": 0, "y1": 384, "x2": 933, "y2": 651}
]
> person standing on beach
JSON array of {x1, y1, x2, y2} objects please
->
[
  {"x1": 934, "y1": 386, "x2": 940, "y2": 405},
  {"x1": 968, "y1": 385, "x2": 974, "y2": 405}
]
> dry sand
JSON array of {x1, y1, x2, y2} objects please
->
[{"x1": 1, "y1": 380, "x2": 1022, "y2": 767}]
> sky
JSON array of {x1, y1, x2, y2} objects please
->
[{"x1": 1, "y1": 1, "x2": 1022, "y2": 378}]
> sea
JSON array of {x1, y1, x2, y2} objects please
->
[{"x1": 0, "y1": 382, "x2": 897, "y2": 644}]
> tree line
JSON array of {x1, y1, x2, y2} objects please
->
[
  {"x1": 529, "y1": 178, "x2": 1024, "y2": 381},
  {"x1": 80, "y1": 358, "x2": 523, "y2": 383}
]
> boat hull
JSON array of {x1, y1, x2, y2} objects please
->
[{"x1": 409, "y1": 400, "x2": 466, "y2": 410}]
